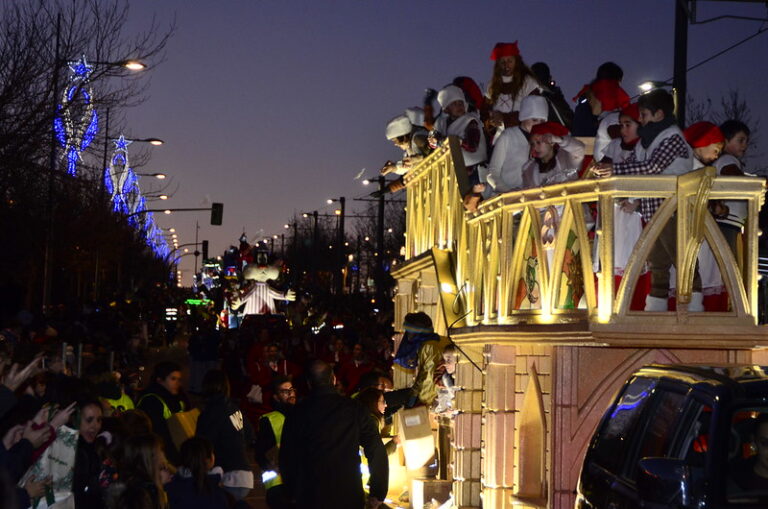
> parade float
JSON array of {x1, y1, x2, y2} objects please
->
[{"x1": 390, "y1": 136, "x2": 768, "y2": 508}]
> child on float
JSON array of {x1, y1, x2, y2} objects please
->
[
  {"x1": 592, "y1": 89, "x2": 698, "y2": 312},
  {"x1": 379, "y1": 108, "x2": 431, "y2": 194},
  {"x1": 681, "y1": 122, "x2": 727, "y2": 310},
  {"x1": 381, "y1": 108, "x2": 430, "y2": 177},
  {"x1": 432, "y1": 84, "x2": 488, "y2": 211},
  {"x1": 586, "y1": 79, "x2": 630, "y2": 161},
  {"x1": 485, "y1": 41, "x2": 541, "y2": 143},
  {"x1": 521, "y1": 122, "x2": 585, "y2": 274},
  {"x1": 572, "y1": 62, "x2": 624, "y2": 137},
  {"x1": 521, "y1": 122, "x2": 585, "y2": 189},
  {"x1": 483, "y1": 95, "x2": 548, "y2": 196},
  {"x1": 713, "y1": 120, "x2": 751, "y2": 254},
  {"x1": 594, "y1": 102, "x2": 648, "y2": 309}
]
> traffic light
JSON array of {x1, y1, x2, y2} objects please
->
[
  {"x1": 210, "y1": 203, "x2": 223, "y2": 225},
  {"x1": 202, "y1": 240, "x2": 209, "y2": 260}
]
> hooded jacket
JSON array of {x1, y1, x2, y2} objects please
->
[{"x1": 196, "y1": 394, "x2": 254, "y2": 473}]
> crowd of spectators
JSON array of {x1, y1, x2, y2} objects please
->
[{"x1": 0, "y1": 293, "x2": 404, "y2": 508}]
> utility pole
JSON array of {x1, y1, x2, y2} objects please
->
[
  {"x1": 336, "y1": 196, "x2": 346, "y2": 295},
  {"x1": 312, "y1": 211, "x2": 319, "y2": 258},
  {"x1": 673, "y1": 0, "x2": 689, "y2": 126},
  {"x1": 194, "y1": 221, "x2": 200, "y2": 275},
  {"x1": 376, "y1": 177, "x2": 386, "y2": 305},
  {"x1": 100, "y1": 107, "x2": 110, "y2": 198},
  {"x1": 42, "y1": 13, "x2": 62, "y2": 314}
]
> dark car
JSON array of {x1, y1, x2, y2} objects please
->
[{"x1": 575, "y1": 364, "x2": 768, "y2": 509}]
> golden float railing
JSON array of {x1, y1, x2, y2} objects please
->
[{"x1": 402, "y1": 136, "x2": 766, "y2": 333}]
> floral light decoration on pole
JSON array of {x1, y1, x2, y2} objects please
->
[
  {"x1": 53, "y1": 56, "x2": 99, "y2": 177},
  {"x1": 103, "y1": 133, "x2": 169, "y2": 259}
]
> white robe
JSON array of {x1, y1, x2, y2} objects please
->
[{"x1": 486, "y1": 126, "x2": 529, "y2": 194}]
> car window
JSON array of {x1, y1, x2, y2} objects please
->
[
  {"x1": 727, "y1": 407, "x2": 768, "y2": 504},
  {"x1": 590, "y1": 376, "x2": 656, "y2": 473},
  {"x1": 629, "y1": 389, "x2": 686, "y2": 480},
  {"x1": 679, "y1": 402, "x2": 712, "y2": 468}
]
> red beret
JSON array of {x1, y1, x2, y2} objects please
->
[
  {"x1": 530, "y1": 122, "x2": 569, "y2": 138},
  {"x1": 590, "y1": 79, "x2": 630, "y2": 112},
  {"x1": 684, "y1": 122, "x2": 725, "y2": 148},
  {"x1": 620, "y1": 102, "x2": 640, "y2": 123},
  {"x1": 491, "y1": 41, "x2": 520, "y2": 60}
]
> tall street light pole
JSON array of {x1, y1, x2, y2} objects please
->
[
  {"x1": 42, "y1": 13, "x2": 62, "y2": 314},
  {"x1": 673, "y1": 0, "x2": 689, "y2": 126},
  {"x1": 376, "y1": 176, "x2": 386, "y2": 305},
  {"x1": 328, "y1": 197, "x2": 346, "y2": 295}
]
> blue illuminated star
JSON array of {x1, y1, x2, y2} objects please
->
[
  {"x1": 68, "y1": 56, "x2": 93, "y2": 80},
  {"x1": 113, "y1": 134, "x2": 133, "y2": 151}
]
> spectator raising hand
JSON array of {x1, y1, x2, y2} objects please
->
[
  {"x1": 50, "y1": 402, "x2": 77, "y2": 430},
  {"x1": 1, "y1": 355, "x2": 42, "y2": 391}
]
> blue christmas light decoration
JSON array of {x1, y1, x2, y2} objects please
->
[
  {"x1": 55, "y1": 56, "x2": 98, "y2": 176},
  {"x1": 69, "y1": 57, "x2": 93, "y2": 78},
  {"x1": 104, "y1": 133, "x2": 170, "y2": 260}
]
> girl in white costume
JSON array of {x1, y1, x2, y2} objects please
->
[{"x1": 594, "y1": 103, "x2": 648, "y2": 309}]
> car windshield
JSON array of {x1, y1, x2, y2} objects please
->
[{"x1": 727, "y1": 406, "x2": 768, "y2": 503}]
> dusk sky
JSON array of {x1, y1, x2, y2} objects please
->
[{"x1": 120, "y1": 1, "x2": 768, "y2": 281}]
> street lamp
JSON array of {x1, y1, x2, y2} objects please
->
[
  {"x1": 136, "y1": 172, "x2": 167, "y2": 179},
  {"x1": 638, "y1": 80, "x2": 671, "y2": 93}
]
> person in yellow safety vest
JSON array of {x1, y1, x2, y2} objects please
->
[
  {"x1": 102, "y1": 391, "x2": 135, "y2": 415},
  {"x1": 137, "y1": 361, "x2": 189, "y2": 465},
  {"x1": 254, "y1": 375, "x2": 296, "y2": 509}
]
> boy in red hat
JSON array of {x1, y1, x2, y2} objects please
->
[
  {"x1": 684, "y1": 121, "x2": 725, "y2": 168},
  {"x1": 485, "y1": 41, "x2": 541, "y2": 143},
  {"x1": 683, "y1": 121, "x2": 727, "y2": 310},
  {"x1": 521, "y1": 122, "x2": 585, "y2": 189}
]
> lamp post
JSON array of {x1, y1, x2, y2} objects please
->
[
  {"x1": 376, "y1": 176, "x2": 386, "y2": 305},
  {"x1": 327, "y1": 197, "x2": 346, "y2": 294}
]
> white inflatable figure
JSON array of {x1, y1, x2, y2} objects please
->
[{"x1": 234, "y1": 253, "x2": 296, "y2": 315}]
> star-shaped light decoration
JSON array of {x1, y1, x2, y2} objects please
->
[
  {"x1": 68, "y1": 55, "x2": 93, "y2": 80},
  {"x1": 112, "y1": 134, "x2": 133, "y2": 152}
]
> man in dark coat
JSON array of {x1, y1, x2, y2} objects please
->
[{"x1": 279, "y1": 360, "x2": 388, "y2": 509}]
